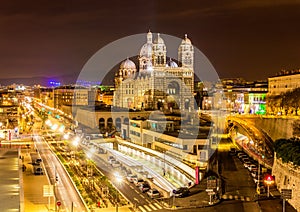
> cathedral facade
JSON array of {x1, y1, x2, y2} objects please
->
[{"x1": 113, "y1": 31, "x2": 194, "y2": 111}]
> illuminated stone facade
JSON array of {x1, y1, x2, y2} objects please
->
[{"x1": 113, "y1": 32, "x2": 194, "y2": 111}]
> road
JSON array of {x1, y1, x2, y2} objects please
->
[
  {"x1": 29, "y1": 103, "x2": 87, "y2": 212},
  {"x1": 83, "y1": 145, "x2": 165, "y2": 212},
  {"x1": 35, "y1": 136, "x2": 88, "y2": 211}
]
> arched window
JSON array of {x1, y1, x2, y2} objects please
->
[
  {"x1": 115, "y1": 118, "x2": 121, "y2": 131},
  {"x1": 107, "y1": 118, "x2": 113, "y2": 129},
  {"x1": 99, "y1": 118, "x2": 105, "y2": 129}
]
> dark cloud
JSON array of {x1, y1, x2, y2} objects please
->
[{"x1": 0, "y1": 0, "x2": 300, "y2": 83}]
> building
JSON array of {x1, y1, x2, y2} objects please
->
[
  {"x1": 113, "y1": 32, "x2": 194, "y2": 111},
  {"x1": 119, "y1": 111, "x2": 211, "y2": 169},
  {"x1": 202, "y1": 78, "x2": 268, "y2": 114},
  {"x1": 268, "y1": 69, "x2": 300, "y2": 96},
  {"x1": 267, "y1": 69, "x2": 300, "y2": 115},
  {"x1": 53, "y1": 85, "x2": 89, "y2": 109}
]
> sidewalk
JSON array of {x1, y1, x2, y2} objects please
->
[{"x1": 21, "y1": 148, "x2": 52, "y2": 212}]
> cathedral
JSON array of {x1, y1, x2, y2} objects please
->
[{"x1": 113, "y1": 31, "x2": 194, "y2": 111}]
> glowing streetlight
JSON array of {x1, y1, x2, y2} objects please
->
[
  {"x1": 72, "y1": 137, "x2": 80, "y2": 159},
  {"x1": 114, "y1": 172, "x2": 123, "y2": 212},
  {"x1": 51, "y1": 124, "x2": 58, "y2": 131},
  {"x1": 63, "y1": 133, "x2": 70, "y2": 140}
]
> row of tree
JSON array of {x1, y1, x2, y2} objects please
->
[
  {"x1": 274, "y1": 138, "x2": 300, "y2": 166},
  {"x1": 267, "y1": 87, "x2": 300, "y2": 115}
]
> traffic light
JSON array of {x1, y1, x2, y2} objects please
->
[
  {"x1": 264, "y1": 174, "x2": 274, "y2": 185},
  {"x1": 55, "y1": 175, "x2": 59, "y2": 182}
]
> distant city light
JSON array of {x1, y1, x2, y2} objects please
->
[{"x1": 48, "y1": 80, "x2": 61, "y2": 87}]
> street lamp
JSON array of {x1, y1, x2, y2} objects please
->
[
  {"x1": 114, "y1": 172, "x2": 123, "y2": 212},
  {"x1": 72, "y1": 137, "x2": 80, "y2": 159}
]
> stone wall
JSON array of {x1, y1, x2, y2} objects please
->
[
  {"x1": 272, "y1": 155, "x2": 300, "y2": 211},
  {"x1": 241, "y1": 116, "x2": 295, "y2": 141}
]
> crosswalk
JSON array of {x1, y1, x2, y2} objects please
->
[
  {"x1": 138, "y1": 203, "x2": 163, "y2": 212},
  {"x1": 221, "y1": 194, "x2": 251, "y2": 201}
]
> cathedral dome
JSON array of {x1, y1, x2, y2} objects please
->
[
  {"x1": 140, "y1": 43, "x2": 152, "y2": 57},
  {"x1": 166, "y1": 59, "x2": 178, "y2": 68},
  {"x1": 154, "y1": 33, "x2": 165, "y2": 44},
  {"x1": 120, "y1": 58, "x2": 136, "y2": 69}
]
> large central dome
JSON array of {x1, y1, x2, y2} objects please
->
[{"x1": 140, "y1": 43, "x2": 152, "y2": 57}]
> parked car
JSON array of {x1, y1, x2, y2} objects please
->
[
  {"x1": 147, "y1": 188, "x2": 161, "y2": 199},
  {"x1": 248, "y1": 164, "x2": 257, "y2": 172},
  {"x1": 35, "y1": 158, "x2": 42, "y2": 164},
  {"x1": 240, "y1": 156, "x2": 249, "y2": 162},
  {"x1": 173, "y1": 187, "x2": 190, "y2": 197},
  {"x1": 133, "y1": 178, "x2": 144, "y2": 187},
  {"x1": 251, "y1": 171, "x2": 258, "y2": 178},
  {"x1": 139, "y1": 182, "x2": 151, "y2": 192},
  {"x1": 111, "y1": 160, "x2": 121, "y2": 168},
  {"x1": 98, "y1": 148, "x2": 107, "y2": 154},
  {"x1": 34, "y1": 166, "x2": 43, "y2": 175},
  {"x1": 243, "y1": 161, "x2": 252, "y2": 168},
  {"x1": 108, "y1": 156, "x2": 115, "y2": 164},
  {"x1": 237, "y1": 152, "x2": 246, "y2": 158},
  {"x1": 253, "y1": 177, "x2": 263, "y2": 184},
  {"x1": 126, "y1": 174, "x2": 138, "y2": 183}
]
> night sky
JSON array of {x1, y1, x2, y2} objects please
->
[{"x1": 1, "y1": 0, "x2": 300, "y2": 85}]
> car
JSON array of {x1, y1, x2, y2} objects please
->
[
  {"x1": 139, "y1": 182, "x2": 151, "y2": 192},
  {"x1": 133, "y1": 178, "x2": 144, "y2": 187},
  {"x1": 242, "y1": 158, "x2": 250, "y2": 164},
  {"x1": 108, "y1": 156, "x2": 115, "y2": 164},
  {"x1": 243, "y1": 161, "x2": 252, "y2": 168},
  {"x1": 251, "y1": 171, "x2": 258, "y2": 178},
  {"x1": 98, "y1": 148, "x2": 107, "y2": 154},
  {"x1": 173, "y1": 187, "x2": 190, "y2": 198},
  {"x1": 248, "y1": 164, "x2": 257, "y2": 172},
  {"x1": 35, "y1": 158, "x2": 42, "y2": 164},
  {"x1": 34, "y1": 166, "x2": 43, "y2": 175},
  {"x1": 111, "y1": 160, "x2": 121, "y2": 168},
  {"x1": 126, "y1": 174, "x2": 138, "y2": 183},
  {"x1": 253, "y1": 177, "x2": 263, "y2": 184},
  {"x1": 241, "y1": 155, "x2": 249, "y2": 161},
  {"x1": 237, "y1": 152, "x2": 246, "y2": 158},
  {"x1": 147, "y1": 188, "x2": 161, "y2": 199}
]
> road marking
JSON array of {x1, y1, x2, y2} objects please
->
[
  {"x1": 139, "y1": 194, "x2": 146, "y2": 199},
  {"x1": 138, "y1": 206, "x2": 147, "y2": 212},
  {"x1": 154, "y1": 203, "x2": 162, "y2": 209},
  {"x1": 144, "y1": 205, "x2": 152, "y2": 211},
  {"x1": 149, "y1": 204, "x2": 157, "y2": 210}
]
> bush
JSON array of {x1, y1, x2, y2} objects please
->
[{"x1": 274, "y1": 138, "x2": 300, "y2": 166}]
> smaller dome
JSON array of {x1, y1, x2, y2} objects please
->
[
  {"x1": 166, "y1": 59, "x2": 178, "y2": 68},
  {"x1": 154, "y1": 33, "x2": 165, "y2": 44},
  {"x1": 120, "y1": 58, "x2": 136, "y2": 69},
  {"x1": 181, "y1": 34, "x2": 192, "y2": 45}
]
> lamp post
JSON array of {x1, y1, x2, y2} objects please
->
[
  {"x1": 114, "y1": 172, "x2": 123, "y2": 212},
  {"x1": 72, "y1": 136, "x2": 80, "y2": 159}
]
